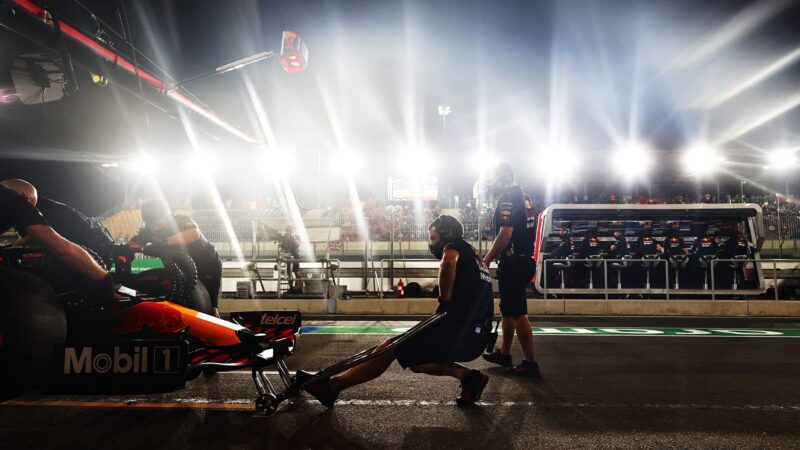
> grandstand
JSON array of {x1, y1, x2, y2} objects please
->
[
  {"x1": 101, "y1": 209, "x2": 142, "y2": 243},
  {"x1": 92, "y1": 196, "x2": 798, "y2": 262}
]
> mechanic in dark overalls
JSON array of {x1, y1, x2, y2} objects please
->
[
  {"x1": 481, "y1": 163, "x2": 540, "y2": 377},
  {"x1": 0, "y1": 179, "x2": 114, "y2": 300},
  {"x1": 14, "y1": 196, "x2": 115, "y2": 267},
  {"x1": 297, "y1": 215, "x2": 494, "y2": 407},
  {"x1": 131, "y1": 200, "x2": 223, "y2": 317}
]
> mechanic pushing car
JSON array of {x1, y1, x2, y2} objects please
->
[
  {"x1": 481, "y1": 163, "x2": 540, "y2": 377},
  {"x1": 130, "y1": 200, "x2": 223, "y2": 317},
  {"x1": 296, "y1": 215, "x2": 494, "y2": 407},
  {"x1": 0, "y1": 179, "x2": 115, "y2": 302},
  {"x1": 12, "y1": 193, "x2": 115, "y2": 267}
]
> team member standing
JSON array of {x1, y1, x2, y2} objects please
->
[
  {"x1": 131, "y1": 200, "x2": 223, "y2": 317},
  {"x1": 481, "y1": 163, "x2": 540, "y2": 377}
]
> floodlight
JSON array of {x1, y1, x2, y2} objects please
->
[
  {"x1": 765, "y1": 150, "x2": 797, "y2": 171},
  {"x1": 90, "y1": 71, "x2": 108, "y2": 87},
  {"x1": 681, "y1": 145, "x2": 725, "y2": 176},
  {"x1": 612, "y1": 144, "x2": 653, "y2": 181}
]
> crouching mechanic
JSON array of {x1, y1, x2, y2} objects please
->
[
  {"x1": 0, "y1": 179, "x2": 115, "y2": 303},
  {"x1": 297, "y1": 215, "x2": 494, "y2": 407},
  {"x1": 131, "y1": 200, "x2": 223, "y2": 317}
]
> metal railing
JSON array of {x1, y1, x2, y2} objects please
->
[
  {"x1": 541, "y1": 257, "x2": 787, "y2": 300},
  {"x1": 543, "y1": 258, "x2": 671, "y2": 301},
  {"x1": 237, "y1": 257, "x2": 341, "y2": 299},
  {"x1": 710, "y1": 258, "x2": 786, "y2": 302}
]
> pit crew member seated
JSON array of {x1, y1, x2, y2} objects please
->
[
  {"x1": 607, "y1": 231, "x2": 631, "y2": 286},
  {"x1": 609, "y1": 231, "x2": 629, "y2": 258},
  {"x1": 131, "y1": 200, "x2": 223, "y2": 317},
  {"x1": 716, "y1": 230, "x2": 751, "y2": 288},
  {"x1": 0, "y1": 179, "x2": 114, "y2": 301},
  {"x1": 633, "y1": 227, "x2": 663, "y2": 287},
  {"x1": 548, "y1": 227, "x2": 574, "y2": 289},
  {"x1": 661, "y1": 228, "x2": 687, "y2": 287},
  {"x1": 577, "y1": 230, "x2": 603, "y2": 288},
  {"x1": 297, "y1": 215, "x2": 493, "y2": 407},
  {"x1": 689, "y1": 226, "x2": 719, "y2": 288}
]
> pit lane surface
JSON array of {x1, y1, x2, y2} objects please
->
[{"x1": 2, "y1": 318, "x2": 800, "y2": 449}]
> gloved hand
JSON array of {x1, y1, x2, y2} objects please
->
[
  {"x1": 435, "y1": 297, "x2": 449, "y2": 315},
  {"x1": 85, "y1": 274, "x2": 117, "y2": 308}
]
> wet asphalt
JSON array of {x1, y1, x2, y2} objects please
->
[{"x1": 1, "y1": 318, "x2": 799, "y2": 449}]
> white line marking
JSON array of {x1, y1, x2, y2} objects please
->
[
  {"x1": 302, "y1": 332, "x2": 800, "y2": 338},
  {"x1": 46, "y1": 397, "x2": 800, "y2": 412}
]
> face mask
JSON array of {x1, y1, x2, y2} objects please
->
[{"x1": 429, "y1": 242, "x2": 444, "y2": 259}]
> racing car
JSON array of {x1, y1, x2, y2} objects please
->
[
  {"x1": 0, "y1": 243, "x2": 302, "y2": 415},
  {"x1": 0, "y1": 243, "x2": 448, "y2": 415}
]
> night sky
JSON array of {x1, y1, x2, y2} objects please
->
[{"x1": 1, "y1": 0, "x2": 800, "y2": 213}]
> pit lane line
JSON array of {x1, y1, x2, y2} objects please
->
[
  {"x1": 300, "y1": 326, "x2": 800, "y2": 337},
  {"x1": 3, "y1": 398, "x2": 799, "y2": 412}
]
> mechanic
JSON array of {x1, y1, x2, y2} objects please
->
[
  {"x1": 297, "y1": 215, "x2": 493, "y2": 407},
  {"x1": 277, "y1": 227, "x2": 303, "y2": 293},
  {"x1": 130, "y1": 200, "x2": 223, "y2": 317},
  {"x1": 0, "y1": 179, "x2": 114, "y2": 301},
  {"x1": 13, "y1": 195, "x2": 115, "y2": 266},
  {"x1": 480, "y1": 162, "x2": 540, "y2": 377}
]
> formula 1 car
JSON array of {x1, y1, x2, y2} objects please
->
[
  {"x1": 0, "y1": 244, "x2": 301, "y2": 415},
  {"x1": 0, "y1": 244, "x2": 448, "y2": 415}
]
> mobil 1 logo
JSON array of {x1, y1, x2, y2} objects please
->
[{"x1": 51, "y1": 339, "x2": 188, "y2": 393}]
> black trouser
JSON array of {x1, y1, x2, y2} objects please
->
[
  {"x1": 195, "y1": 255, "x2": 223, "y2": 308},
  {"x1": 498, "y1": 255, "x2": 535, "y2": 317}
]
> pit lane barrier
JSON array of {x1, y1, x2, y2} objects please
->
[{"x1": 541, "y1": 257, "x2": 789, "y2": 301}]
